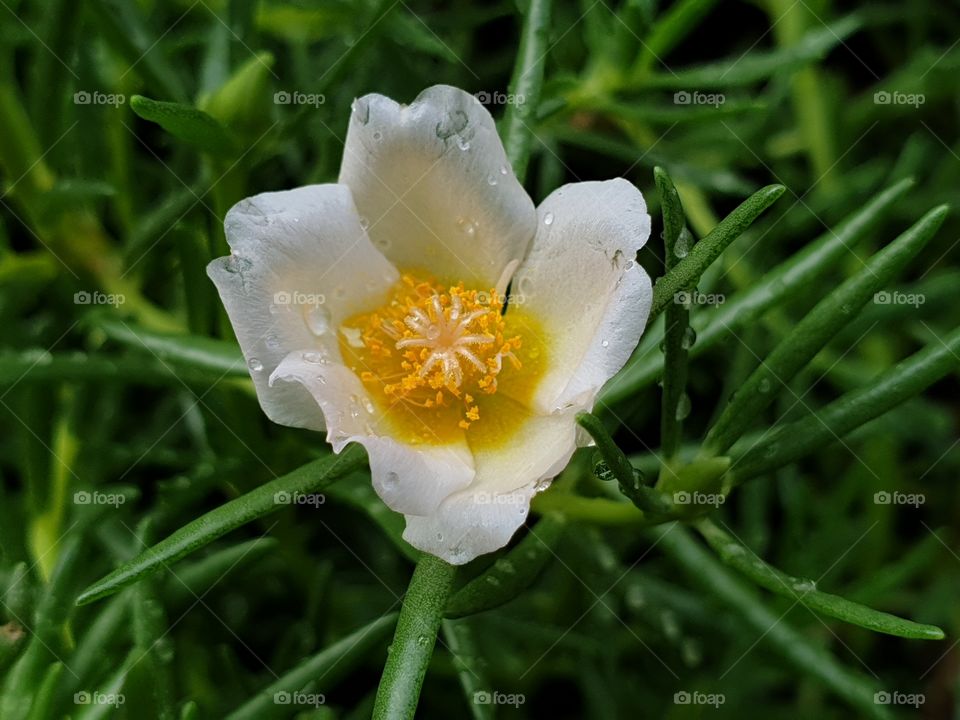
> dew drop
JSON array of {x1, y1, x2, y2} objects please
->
[
  {"x1": 363, "y1": 398, "x2": 376, "y2": 414},
  {"x1": 265, "y1": 334, "x2": 281, "y2": 350},
  {"x1": 673, "y1": 231, "x2": 691, "y2": 259},
  {"x1": 499, "y1": 164, "x2": 509, "y2": 175},
  {"x1": 352, "y1": 98, "x2": 370, "y2": 124},
  {"x1": 372, "y1": 130, "x2": 383, "y2": 141},
  {"x1": 758, "y1": 377, "x2": 772, "y2": 394},
  {"x1": 359, "y1": 216, "x2": 370, "y2": 230},
  {"x1": 302, "y1": 351, "x2": 324, "y2": 364},
  {"x1": 793, "y1": 579, "x2": 817, "y2": 593},
  {"x1": 435, "y1": 110, "x2": 468, "y2": 139},
  {"x1": 247, "y1": 357, "x2": 263, "y2": 372},
  {"x1": 223, "y1": 254, "x2": 252, "y2": 274},
  {"x1": 436, "y1": 532, "x2": 443, "y2": 541},
  {"x1": 417, "y1": 634, "x2": 429, "y2": 646},
  {"x1": 601, "y1": 339, "x2": 609, "y2": 348},
  {"x1": 456, "y1": 136, "x2": 471, "y2": 151},
  {"x1": 384, "y1": 471, "x2": 399, "y2": 487},
  {"x1": 543, "y1": 212, "x2": 554, "y2": 226},
  {"x1": 485, "y1": 576, "x2": 501, "y2": 587},
  {"x1": 675, "y1": 393, "x2": 691, "y2": 421},
  {"x1": 305, "y1": 305, "x2": 331, "y2": 336},
  {"x1": 681, "y1": 326, "x2": 697, "y2": 350},
  {"x1": 486, "y1": 174, "x2": 498, "y2": 186}
]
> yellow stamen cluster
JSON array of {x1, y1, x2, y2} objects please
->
[{"x1": 344, "y1": 274, "x2": 521, "y2": 430}]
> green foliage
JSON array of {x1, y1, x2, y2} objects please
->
[{"x1": 1, "y1": 0, "x2": 959, "y2": 718}]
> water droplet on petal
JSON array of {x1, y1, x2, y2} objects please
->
[
  {"x1": 224, "y1": 254, "x2": 252, "y2": 274},
  {"x1": 486, "y1": 174, "x2": 498, "y2": 186},
  {"x1": 384, "y1": 471, "x2": 399, "y2": 487},
  {"x1": 302, "y1": 351, "x2": 324, "y2": 364},
  {"x1": 543, "y1": 212, "x2": 554, "y2": 226},
  {"x1": 305, "y1": 305, "x2": 331, "y2": 336},
  {"x1": 456, "y1": 136, "x2": 471, "y2": 151},
  {"x1": 372, "y1": 130, "x2": 383, "y2": 141},
  {"x1": 601, "y1": 339, "x2": 609, "y2": 348},
  {"x1": 499, "y1": 165, "x2": 508, "y2": 175},
  {"x1": 265, "y1": 334, "x2": 281, "y2": 350},
  {"x1": 247, "y1": 357, "x2": 263, "y2": 372}
]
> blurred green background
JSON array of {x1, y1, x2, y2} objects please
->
[{"x1": 1, "y1": 0, "x2": 959, "y2": 718}]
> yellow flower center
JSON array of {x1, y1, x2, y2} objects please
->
[{"x1": 339, "y1": 271, "x2": 545, "y2": 447}]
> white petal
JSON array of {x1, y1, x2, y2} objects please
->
[
  {"x1": 269, "y1": 355, "x2": 474, "y2": 515},
  {"x1": 208, "y1": 183, "x2": 398, "y2": 431},
  {"x1": 511, "y1": 179, "x2": 652, "y2": 414},
  {"x1": 402, "y1": 409, "x2": 578, "y2": 564},
  {"x1": 339, "y1": 85, "x2": 536, "y2": 289}
]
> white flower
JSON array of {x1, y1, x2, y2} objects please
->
[{"x1": 208, "y1": 85, "x2": 652, "y2": 564}]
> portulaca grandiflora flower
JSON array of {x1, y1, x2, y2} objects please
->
[{"x1": 208, "y1": 85, "x2": 652, "y2": 564}]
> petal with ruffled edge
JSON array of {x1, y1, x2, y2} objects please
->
[
  {"x1": 338, "y1": 85, "x2": 536, "y2": 291},
  {"x1": 208, "y1": 184, "x2": 398, "y2": 431},
  {"x1": 401, "y1": 404, "x2": 578, "y2": 564},
  {"x1": 269, "y1": 355, "x2": 474, "y2": 516},
  {"x1": 510, "y1": 179, "x2": 652, "y2": 414}
]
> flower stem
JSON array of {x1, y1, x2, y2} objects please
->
[
  {"x1": 501, "y1": 0, "x2": 552, "y2": 183},
  {"x1": 372, "y1": 553, "x2": 457, "y2": 720}
]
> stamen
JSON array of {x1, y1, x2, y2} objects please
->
[{"x1": 346, "y1": 273, "x2": 524, "y2": 430}]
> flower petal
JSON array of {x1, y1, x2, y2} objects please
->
[
  {"x1": 269, "y1": 354, "x2": 474, "y2": 515},
  {"x1": 511, "y1": 179, "x2": 652, "y2": 413},
  {"x1": 338, "y1": 85, "x2": 536, "y2": 290},
  {"x1": 402, "y1": 408, "x2": 578, "y2": 564},
  {"x1": 208, "y1": 183, "x2": 398, "y2": 431}
]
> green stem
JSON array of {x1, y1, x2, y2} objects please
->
[
  {"x1": 373, "y1": 553, "x2": 457, "y2": 720},
  {"x1": 501, "y1": 0, "x2": 551, "y2": 183}
]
